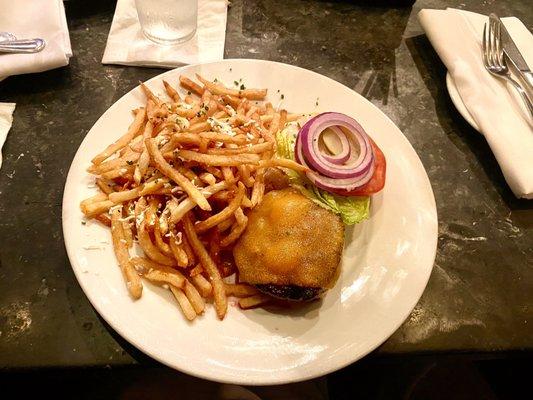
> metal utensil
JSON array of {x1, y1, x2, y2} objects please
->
[
  {"x1": 482, "y1": 18, "x2": 533, "y2": 119},
  {"x1": 0, "y1": 32, "x2": 17, "y2": 42},
  {"x1": 0, "y1": 37, "x2": 46, "y2": 54},
  {"x1": 490, "y1": 14, "x2": 533, "y2": 92}
]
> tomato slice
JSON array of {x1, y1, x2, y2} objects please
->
[{"x1": 329, "y1": 139, "x2": 386, "y2": 196}]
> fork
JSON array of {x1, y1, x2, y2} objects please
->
[{"x1": 482, "y1": 18, "x2": 533, "y2": 119}]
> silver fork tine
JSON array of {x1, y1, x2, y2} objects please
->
[{"x1": 481, "y1": 18, "x2": 533, "y2": 120}]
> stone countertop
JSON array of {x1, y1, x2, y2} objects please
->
[{"x1": 0, "y1": 0, "x2": 531, "y2": 369}]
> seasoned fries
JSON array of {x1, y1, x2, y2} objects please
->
[{"x1": 80, "y1": 74, "x2": 306, "y2": 321}]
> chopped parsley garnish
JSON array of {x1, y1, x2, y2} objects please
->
[
  {"x1": 281, "y1": 94, "x2": 285, "y2": 99},
  {"x1": 234, "y1": 80, "x2": 239, "y2": 86},
  {"x1": 126, "y1": 160, "x2": 134, "y2": 165},
  {"x1": 81, "y1": 221, "x2": 86, "y2": 225},
  {"x1": 240, "y1": 84, "x2": 246, "y2": 90}
]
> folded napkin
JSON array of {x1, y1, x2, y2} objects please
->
[
  {"x1": 0, "y1": 0, "x2": 72, "y2": 80},
  {"x1": 418, "y1": 8, "x2": 533, "y2": 199},
  {"x1": 102, "y1": 0, "x2": 227, "y2": 67},
  {"x1": 0, "y1": 103, "x2": 16, "y2": 170}
]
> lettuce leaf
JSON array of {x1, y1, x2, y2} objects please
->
[{"x1": 275, "y1": 125, "x2": 370, "y2": 225}]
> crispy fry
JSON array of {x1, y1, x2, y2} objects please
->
[
  {"x1": 168, "y1": 181, "x2": 227, "y2": 224},
  {"x1": 195, "y1": 182, "x2": 245, "y2": 233},
  {"x1": 92, "y1": 108, "x2": 146, "y2": 165},
  {"x1": 140, "y1": 82, "x2": 161, "y2": 104},
  {"x1": 137, "y1": 221, "x2": 176, "y2": 266},
  {"x1": 184, "y1": 280, "x2": 205, "y2": 314},
  {"x1": 169, "y1": 231, "x2": 188, "y2": 267},
  {"x1": 220, "y1": 212, "x2": 248, "y2": 247},
  {"x1": 183, "y1": 214, "x2": 227, "y2": 320},
  {"x1": 145, "y1": 138, "x2": 211, "y2": 211},
  {"x1": 176, "y1": 234, "x2": 193, "y2": 268},
  {"x1": 207, "y1": 142, "x2": 273, "y2": 155},
  {"x1": 179, "y1": 75, "x2": 204, "y2": 96},
  {"x1": 191, "y1": 274, "x2": 212, "y2": 297},
  {"x1": 154, "y1": 219, "x2": 174, "y2": 258},
  {"x1": 259, "y1": 158, "x2": 309, "y2": 172},
  {"x1": 177, "y1": 150, "x2": 260, "y2": 166},
  {"x1": 163, "y1": 80, "x2": 181, "y2": 102},
  {"x1": 94, "y1": 213, "x2": 112, "y2": 227},
  {"x1": 110, "y1": 207, "x2": 142, "y2": 299},
  {"x1": 196, "y1": 74, "x2": 267, "y2": 100},
  {"x1": 96, "y1": 178, "x2": 115, "y2": 195},
  {"x1": 198, "y1": 131, "x2": 248, "y2": 145},
  {"x1": 224, "y1": 283, "x2": 260, "y2": 298},
  {"x1": 216, "y1": 217, "x2": 234, "y2": 232},
  {"x1": 239, "y1": 294, "x2": 271, "y2": 309},
  {"x1": 109, "y1": 187, "x2": 141, "y2": 204},
  {"x1": 131, "y1": 257, "x2": 186, "y2": 289},
  {"x1": 170, "y1": 286, "x2": 196, "y2": 321},
  {"x1": 199, "y1": 172, "x2": 217, "y2": 186},
  {"x1": 81, "y1": 200, "x2": 114, "y2": 218}
]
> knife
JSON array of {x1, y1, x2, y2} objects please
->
[{"x1": 492, "y1": 14, "x2": 533, "y2": 91}]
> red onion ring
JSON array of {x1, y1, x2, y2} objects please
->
[
  {"x1": 295, "y1": 112, "x2": 376, "y2": 193},
  {"x1": 320, "y1": 126, "x2": 350, "y2": 165}
]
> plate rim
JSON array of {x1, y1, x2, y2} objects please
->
[{"x1": 62, "y1": 58, "x2": 438, "y2": 385}]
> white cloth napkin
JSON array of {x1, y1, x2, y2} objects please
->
[
  {"x1": 102, "y1": 0, "x2": 227, "y2": 67},
  {"x1": 0, "y1": 0, "x2": 72, "y2": 80},
  {"x1": 418, "y1": 8, "x2": 533, "y2": 199},
  {"x1": 0, "y1": 103, "x2": 16, "y2": 170}
]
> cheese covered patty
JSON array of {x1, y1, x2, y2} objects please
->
[{"x1": 233, "y1": 188, "x2": 344, "y2": 293}]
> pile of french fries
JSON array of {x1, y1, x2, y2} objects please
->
[{"x1": 79, "y1": 74, "x2": 307, "y2": 321}]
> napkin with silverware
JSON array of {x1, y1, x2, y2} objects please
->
[
  {"x1": 0, "y1": 0, "x2": 72, "y2": 81},
  {"x1": 419, "y1": 8, "x2": 533, "y2": 199},
  {"x1": 0, "y1": 103, "x2": 16, "y2": 170},
  {"x1": 102, "y1": 0, "x2": 227, "y2": 67}
]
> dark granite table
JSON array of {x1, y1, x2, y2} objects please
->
[{"x1": 0, "y1": 0, "x2": 532, "y2": 396}]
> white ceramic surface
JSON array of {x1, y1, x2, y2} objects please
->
[
  {"x1": 446, "y1": 72, "x2": 481, "y2": 132},
  {"x1": 62, "y1": 59, "x2": 438, "y2": 385}
]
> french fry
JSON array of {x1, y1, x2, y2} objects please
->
[
  {"x1": 94, "y1": 213, "x2": 112, "y2": 227},
  {"x1": 92, "y1": 108, "x2": 146, "y2": 165},
  {"x1": 137, "y1": 221, "x2": 176, "y2": 266},
  {"x1": 199, "y1": 172, "x2": 217, "y2": 186},
  {"x1": 216, "y1": 217, "x2": 234, "y2": 232},
  {"x1": 259, "y1": 158, "x2": 309, "y2": 172},
  {"x1": 184, "y1": 280, "x2": 205, "y2": 314},
  {"x1": 183, "y1": 214, "x2": 227, "y2": 320},
  {"x1": 180, "y1": 232, "x2": 196, "y2": 266},
  {"x1": 110, "y1": 207, "x2": 142, "y2": 299},
  {"x1": 198, "y1": 131, "x2": 248, "y2": 145},
  {"x1": 176, "y1": 150, "x2": 260, "y2": 166},
  {"x1": 224, "y1": 283, "x2": 259, "y2": 297},
  {"x1": 188, "y1": 121, "x2": 210, "y2": 133},
  {"x1": 145, "y1": 138, "x2": 211, "y2": 211},
  {"x1": 101, "y1": 166, "x2": 134, "y2": 180},
  {"x1": 96, "y1": 178, "x2": 115, "y2": 195},
  {"x1": 239, "y1": 294, "x2": 271, "y2": 309},
  {"x1": 169, "y1": 232, "x2": 188, "y2": 268},
  {"x1": 130, "y1": 256, "x2": 185, "y2": 287},
  {"x1": 80, "y1": 193, "x2": 107, "y2": 208},
  {"x1": 179, "y1": 75, "x2": 204, "y2": 96},
  {"x1": 196, "y1": 74, "x2": 267, "y2": 100},
  {"x1": 154, "y1": 219, "x2": 174, "y2": 258},
  {"x1": 81, "y1": 200, "x2": 114, "y2": 218},
  {"x1": 168, "y1": 181, "x2": 227, "y2": 224},
  {"x1": 221, "y1": 166, "x2": 235, "y2": 185},
  {"x1": 189, "y1": 264, "x2": 204, "y2": 277},
  {"x1": 170, "y1": 286, "x2": 197, "y2": 321},
  {"x1": 163, "y1": 80, "x2": 181, "y2": 102},
  {"x1": 109, "y1": 187, "x2": 141, "y2": 204},
  {"x1": 140, "y1": 82, "x2": 161, "y2": 105},
  {"x1": 191, "y1": 274, "x2": 212, "y2": 297},
  {"x1": 206, "y1": 142, "x2": 273, "y2": 155},
  {"x1": 195, "y1": 182, "x2": 245, "y2": 233},
  {"x1": 220, "y1": 210, "x2": 248, "y2": 247}
]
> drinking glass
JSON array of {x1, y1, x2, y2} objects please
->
[{"x1": 135, "y1": 0, "x2": 198, "y2": 45}]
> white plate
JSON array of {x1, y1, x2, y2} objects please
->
[
  {"x1": 63, "y1": 59, "x2": 438, "y2": 385},
  {"x1": 446, "y1": 72, "x2": 480, "y2": 132}
]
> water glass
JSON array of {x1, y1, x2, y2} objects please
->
[{"x1": 135, "y1": 0, "x2": 198, "y2": 45}]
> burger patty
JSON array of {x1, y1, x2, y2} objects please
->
[
  {"x1": 255, "y1": 284, "x2": 324, "y2": 301},
  {"x1": 233, "y1": 188, "x2": 344, "y2": 298}
]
